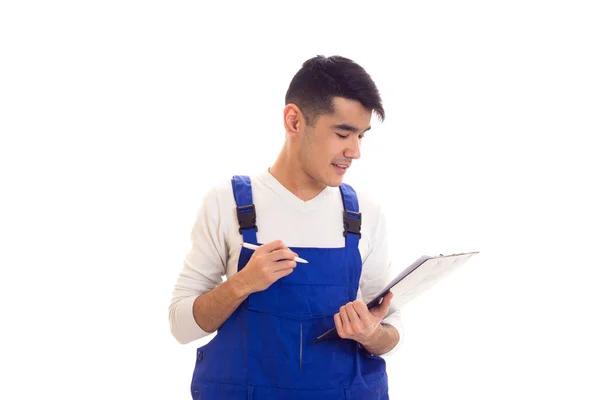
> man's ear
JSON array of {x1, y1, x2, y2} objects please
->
[{"x1": 283, "y1": 103, "x2": 304, "y2": 136}]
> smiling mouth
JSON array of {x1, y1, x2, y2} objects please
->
[
  {"x1": 332, "y1": 163, "x2": 348, "y2": 169},
  {"x1": 332, "y1": 163, "x2": 350, "y2": 173}
]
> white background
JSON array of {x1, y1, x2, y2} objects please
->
[{"x1": 1, "y1": 1, "x2": 599, "y2": 399}]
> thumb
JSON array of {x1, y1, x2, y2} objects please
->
[
  {"x1": 371, "y1": 292, "x2": 393, "y2": 319},
  {"x1": 258, "y1": 239, "x2": 286, "y2": 254}
]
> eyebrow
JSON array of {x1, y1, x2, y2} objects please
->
[{"x1": 330, "y1": 123, "x2": 372, "y2": 134}]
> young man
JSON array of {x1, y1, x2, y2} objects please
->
[{"x1": 169, "y1": 55, "x2": 403, "y2": 399}]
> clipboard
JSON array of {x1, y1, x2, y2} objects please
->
[{"x1": 314, "y1": 251, "x2": 479, "y2": 343}]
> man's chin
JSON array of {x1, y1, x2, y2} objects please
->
[{"x1": 324, "y1": 176, "x2": 344, "y2": 188}]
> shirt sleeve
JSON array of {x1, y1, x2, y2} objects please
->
[
  {"x1": 168, "y1": 187, "x2": 229, "y2": 344},
  {"x1": 359, "y1": 202, "x2": 405, "y2": 356}
]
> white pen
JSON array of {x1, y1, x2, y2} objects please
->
[{"x1": 241, "y1": 242, "x2": 309, "y2": 264}]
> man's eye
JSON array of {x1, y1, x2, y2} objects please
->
[{"x1": 336, "y1": 133, "x2": 365, "y2": 139}]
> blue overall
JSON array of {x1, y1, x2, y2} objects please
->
[{"x1": 190, "y1": 176, "x2": 388, "y2": 399}]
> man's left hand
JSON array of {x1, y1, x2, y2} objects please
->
[{"x1": 333, "y1": 292, "x2": 394, "y2": 344}]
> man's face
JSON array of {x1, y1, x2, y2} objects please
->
[{"x1": 299, "y1": 97, "x2": 372, "y2": 188}]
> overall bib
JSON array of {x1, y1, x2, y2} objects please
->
[{"x1": 191, "y1": 176, "x2": 388, "y2": 399}]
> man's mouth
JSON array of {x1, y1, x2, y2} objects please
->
[{"x1": 332, "y1": 163, "x2": 350, "y2": 173}]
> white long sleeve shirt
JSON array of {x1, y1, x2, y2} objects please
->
[{"x1": 169, "y1": 169, "x2": 404, "y2": 356}]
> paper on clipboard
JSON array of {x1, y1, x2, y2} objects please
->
[
  {"x1": 368, "y1": 251, "x2": 479, "y2": 311},
  {"x1": 315, "y1": 251, "x2": 479, "y2": 343}
]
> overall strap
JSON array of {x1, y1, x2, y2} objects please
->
[
  {"x1": 231, "y1": 175, "x2": 258, "y2": 244},
  {"x1": 339, "y1": 183, "x2": 361, "y2": 248}
]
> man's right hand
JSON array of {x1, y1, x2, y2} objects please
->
[
  {"x1": 190, "y1": 240, "x2": 297, "y2": 334},
  {"x1": 236, "y1": 240, "x2": 298, "y2": 294}
]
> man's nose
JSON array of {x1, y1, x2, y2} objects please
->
[{"x1": 343, "y1": 135, "x2": 361, "y2": 160}]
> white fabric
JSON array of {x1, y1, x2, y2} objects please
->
[{"x1": 169, "y1": 169, "x2": 404, "y2": 355}]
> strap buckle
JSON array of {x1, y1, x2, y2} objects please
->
[
  {"x1": 343, "y1": 210, "x2": 362, "y2": 238},
  {"x1": 236, "y1": 204, "x2": 257, "y2": 234}
]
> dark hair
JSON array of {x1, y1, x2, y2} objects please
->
[{"x1": 284, "y1": 55, "x2": 385, "y2": 127}]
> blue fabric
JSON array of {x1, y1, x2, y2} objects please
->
[
  {"x1": 231, "y1": 175, "x2": 258, "y2": 244},
  {"x1": 340, "y1": 183, "x2": 361, "y2": 249},
  {"x1": 190, "y1": 176, "x2": 388, "y2": 399}
]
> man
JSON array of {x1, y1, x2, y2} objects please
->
[{"x1": 169, "y1": 55, "x2": 403, "y2": 399}]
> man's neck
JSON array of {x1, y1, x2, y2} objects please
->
[{"x1": 269, "y1": 158, "x2": 325, "y2": 202}]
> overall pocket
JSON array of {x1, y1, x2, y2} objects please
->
[
  {"x1": 247, "y1": 280, "x2": 357, "y2": 320},
  {"x1": 246, "y1": 310, "x2": 303, "y2": 388},
  {"x1": 191, "y1": 380, "x2": 248, "y2": 400}
]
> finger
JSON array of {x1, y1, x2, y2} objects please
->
[
  {"x1": 379, "y1": 292, "x2": 393, "y2": 309},
  {"x1": 272, "y1": 267, "x2": 294, "y2": 281},
  {"x1": 371, "y1": 292, "x2": 393, "y2": 319},
  {"x1": 258, "y1": 240, "x2": 287, "y2": 254},
  {"x1": 345, "y1": 302, "x2": 364, "y2": 331},
  {"x1": 339, "y1": 306, "x2": 350, "y2": 331},
  {"x1": 352, "y1": 300, "x2": 370, "y2": 318},
  {"x1": 267, "y1": 249, "x2": 299, "y2": 262},
  {"x1": 271, "y1": 259, "x2": 296, "y2": 273},
  {"x1": 384, "y1": 292, "x2": 393, "y2": 304},
  {"x1": 334, "y1": 313, "x2": 345, "y2": 337}
]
